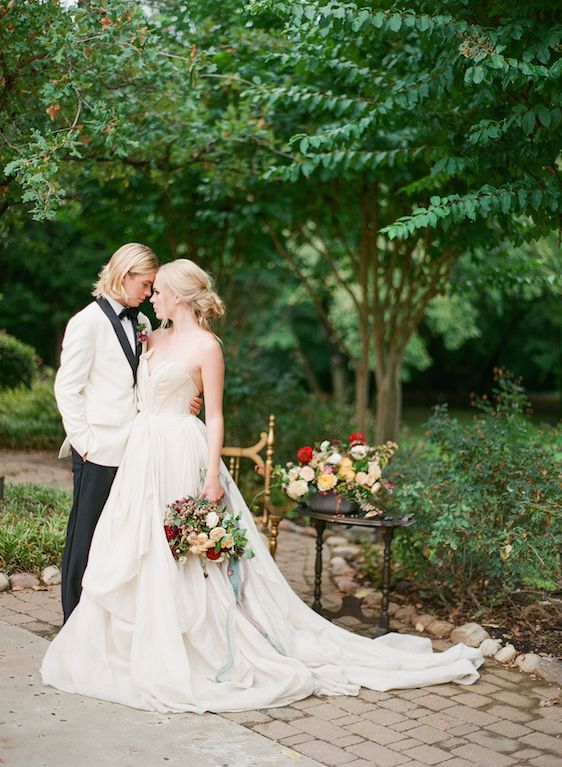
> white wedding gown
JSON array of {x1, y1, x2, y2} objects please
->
[{"x1": 41, "y1": 352, "x2": 483, "y2": 713}]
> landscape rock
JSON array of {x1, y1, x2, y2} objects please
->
[
  {"x1": 387, "y1": 602, "x2": 400, "y2": 616},
  {"x1": 364, "y1": 591, "x2": 383, "y2": 607},
  {"x1": 41, "y1": 565, "x2": 61, "y2": 586},
  {"x1": 432, "y1": 639, "x2": 453, "y2": 651},
  {"x1": 394, "y1": 605, "x2": 417, "y2": 621},
  {"x1": 354, "y1": 588, "x2": 372, "y2": 600},
  {"x1": 480, "y1": 638, "x2": 502, "y2": 657},
  {"x1": 427, "y1": 620, "x2": 455, "y2": 639},
  {"x1": 330, "y1": 556, "x2": 355, "y2": 576},
  {"x1": 301, "y1": 526, "x2": 317, "y2": 538},
  {"x1": 495, "y1": 644, "x2": 517, "y2": 664},
  {"x1": 516, "y1": 653, "x2": 541, "y2": 674},
  {"x1": 0, "y1": 572, "x2": 9, "y2": 592},
  {"x1": 413, "y1": 614, "x2": 437, "y2": 632},
  {"x1": 450, "y1": 622, "x2": 490, "y2": 647},
  {"x1": 9, "y1": 572, "x2": 40, "y2": 591},
  {"x1": 334, "y1": 577, "x2": 357, "y2": 595},
  {"x1": 331, "y1": 545, "x2": 361, "y2": 560},
  {"x1": 325, "y1": 536, "x2": 349, "y2": 547}
]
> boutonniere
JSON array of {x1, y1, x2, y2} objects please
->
[{"x1": 136, "y1": 322, "x2": 149, "y2": 344}]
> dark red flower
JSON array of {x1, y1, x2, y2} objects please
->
[
  {"x1": 206, "y1": 547, "x2": 222, "y2": 560},
  {"x1": 349, "y1": 432, "x2": 366, "y2": 445},
  {"x1": 297, "y1": 446, "x2": 313, "y2": 464},
  {"x1": 331, "y1": 439, "x2": 341, "y2": 445},
  {"x1": 164, "y1": 524, "x2": 180, "y2": 541}
]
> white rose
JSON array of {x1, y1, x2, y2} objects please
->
[
  {"x1": 205, "y1": 511, "x2": 219, "y2": 528},
  {"x1": 355, "y1": 471, "x2": 371, "y2": 487},
  {"x1": 286, "y1": 479, "x2": 309, "y2": 499},
  {"x1": 350, "y1": 444, "x2": 368, "y2": 459},
  {"x1": 328, "y1": 452, "x2": 342, "y2": 465},
  {"x1": 299, "y1": 465, "x2": 315, "y2": 482},
  {"x1": 288, "y1": 466, "x2": 301, "y2": 480},
  {"x1": 368, "y1": 462, "x2": 382, "y2": 481},
  {"x1": 371, "y1": 482, "x2": 381, "y2": 494},
  {"x1": 320, "y1": 440, "x2": 330, "y2": 452}
]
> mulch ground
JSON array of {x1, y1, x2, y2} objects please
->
[{"x1": 390, "y1": 577, "x2": 562, "y2": 659}]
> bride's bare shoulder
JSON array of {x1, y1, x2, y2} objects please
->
[{"x1": 196, "y1": 329, "x2": 223, "y2": 357}]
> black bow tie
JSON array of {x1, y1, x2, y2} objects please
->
[{"x1": 119, "y1": 306, "x2": 139, "y2": 322}]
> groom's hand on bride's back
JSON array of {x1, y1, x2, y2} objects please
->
[{"x1": 189, "y1": 393, "x2": 203, "y2": 416}]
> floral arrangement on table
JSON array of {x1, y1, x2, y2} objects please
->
[
  {"x1": 277, "y1": 432, "x2": 398, "y2": 515},
  {"x1": 163, "y1": 496, "x2": 255, "y2": 573}
]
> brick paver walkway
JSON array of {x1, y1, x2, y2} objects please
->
[{"x1": 1, "y1": 529, "x2": 560, "y2": 766}]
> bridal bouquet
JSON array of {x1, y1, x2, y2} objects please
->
[
  {"x1": 163, "y1": 496, "x2": 254, "y2": 572},
  {"x1": 277, "y1": 432, "x2": 398, "y2": 513}
]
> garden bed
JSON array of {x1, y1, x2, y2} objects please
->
[{"x1": 392, "y1": 577, "x2": 562, "y2": 659}]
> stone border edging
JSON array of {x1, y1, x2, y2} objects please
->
[{"x1": 279, "y1": 519, "x2": 562, "y2": 687}]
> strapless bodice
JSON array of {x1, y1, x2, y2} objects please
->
[{"x1": 137, "y1": 351, "x2": 200, "y2": 416}]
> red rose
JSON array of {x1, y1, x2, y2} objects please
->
[
  {"x1": 297, "y1": 446, "x2": 313, "y2": 464},
  {"x1": 349, "y1": 432, "x2": 366, "y2": 445},
  {"x1": 206, "y1": 547, "x2": 222, "y2": 560}
]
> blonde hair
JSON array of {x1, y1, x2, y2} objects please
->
[
  {"x1": 92, "y1": 243, "x2": 159, "y2": 300},
  {"x1": 157, "y1": 259, "x2": 224, "y2": 330}
]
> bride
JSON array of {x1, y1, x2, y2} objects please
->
[{"x1": 41, "y1": 258, "x2": 483, "y2": 714}]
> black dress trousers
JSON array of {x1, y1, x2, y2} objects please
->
[{"x1": 61, "y1": 449, "x2": 118, "y2": 622}]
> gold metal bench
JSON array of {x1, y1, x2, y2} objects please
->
[{"x1": 221, "y1": 414, "x2": 281, "y2": 557}]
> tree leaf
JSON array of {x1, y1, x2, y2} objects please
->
[
  {"x1": 537, "y1": 105, "x2": 551, "y2": 128},
  {"x1": 388, "y1": 14, "x2": 402, "y2": 33},
  {"x1": 521, "y1": 110, "x2": 535, "y2": 135},
  {"x1": 472, "y1": 66, "x2": 485, "y2": 84}
]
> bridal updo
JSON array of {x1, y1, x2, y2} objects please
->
[{"x1": 157, "y1": 259, "x2": 224, "y2": 330}]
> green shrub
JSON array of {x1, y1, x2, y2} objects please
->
[
  {"x1": 0, "y1": 371, "x2": 64, "y2": 448},
  {"x1": 224, "y1": 358, "x2": 371, "y2": 513},
  {"x1": 381, "y1": 370, "x2": 562, "y2": 609},
  {"x1": 0, "y1": 483, "x2": 69, "y2": 574},
  {"x1": 0, "y1": 331, "x2": 38, "y2": 389}
]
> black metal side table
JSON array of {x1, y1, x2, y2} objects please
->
[{"x1": 299, "y1": 506, "x2": 414, "y2": 637}]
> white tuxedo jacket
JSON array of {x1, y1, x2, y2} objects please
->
[{"x1": 54, "y1": 300, "x2": 151, "y2": 467}]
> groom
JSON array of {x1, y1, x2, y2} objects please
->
[{"x1": 55, "y1": 243, "x2": 202, "y2": 621}]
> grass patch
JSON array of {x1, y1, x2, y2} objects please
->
[
  {"x1": 0, "y1": 372, "x2": 64, "y2": 449},
  {"x1": 0, "y1": 483, "x2": 69, "y2": 574}
]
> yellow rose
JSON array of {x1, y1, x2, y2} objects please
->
[
  {"x1": 340, "y1": 457, "x2": 353, "y2": 469},
  {"x1": 220, "y1": 535, "x2": 234, "y2": 549},
  {"x1": 338, "y1": 467, "x2": 356, "y2": 482},
  {"x1": 317, "y1": 473, "x2": 337, "y2": 491}
]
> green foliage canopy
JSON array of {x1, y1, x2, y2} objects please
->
[{"x1": 250, "y1": 0, "x2": 561, "y2": 242}]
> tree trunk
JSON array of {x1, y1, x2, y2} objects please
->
[
  {"x1": 330, "y1": 351, "x2": 347, "y2": 406},
  {"x1": 355, "y1": 306, "x2": 370, "y2": 433},
  {"x1": 374, "y1": 361, "x2": 402, "y2": 443},
  {"x1": 355, "y1": 362, "x2": 369, "y2": 434},
  {"x1": 294, "y1": 346, "x2": 323, "y2": 396}
]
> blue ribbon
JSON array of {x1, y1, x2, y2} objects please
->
[
  {"x1": 215, "y1": 558, "x2": 285, "y2": 683},
  {"x1": 215, "y1": 560, "x2": 240, "y2": 683}
]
